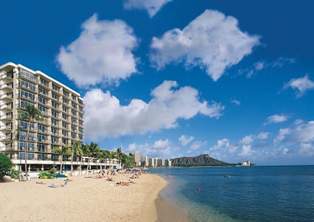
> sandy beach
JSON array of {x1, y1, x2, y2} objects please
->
[{"x1": 0, "y1": 173, "x2": 181, "y2": 222}]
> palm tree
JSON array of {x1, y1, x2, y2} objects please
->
[
  {"x1": 53, "y1": 146, "x2": 71, "y2": 173},
  {"x1": 116, "y1": 148, "x2": 123, "y2": 162},
  {"x1": 89, "y1": 142, "x2": 101, "y2": 158},
  {"x1": 70, "y1": 142, "x2": 82, "y2": 175},
  {"x1": 19, "y1": 105, "x2": 43, "y2": 179}
]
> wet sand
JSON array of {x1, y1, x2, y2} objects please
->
[{"x1": 156, "y1": 195, "x2": 189, "y2": 222}]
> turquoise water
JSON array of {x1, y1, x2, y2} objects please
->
[{"x1": 150, "y1": 166, "x2": 314, "y2": 222}]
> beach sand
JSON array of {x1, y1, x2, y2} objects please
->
[{"x1": 0, "y1": 173, "x2": 186, "y2": 222}]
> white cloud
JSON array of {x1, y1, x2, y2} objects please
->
[
  {"x1": 152, "y1": 139, "x2": 170, "y2": 150},
  {"x1": 257, "y1": 132, "x2": 269, "y2": 140},
  {"x1": 190, "y1": 140, "x2": 206, "y2": 150},
  {"x1": 84, "y1": 80, "x2": 224, "y2": 140},
  {"x1": 57, "y1": 14, "x2": 138, "y2": 87},
  {"x1": 124, "y1": 0, "x2": 172, "y2": 17},
  {"x1": 285, "y1": 75, "x2": 314, "y2": 97},
  {"x1": 239, "y1": 135, "x2": 254, "y2": 157},
  {"x1": 150, "y1": 9, "x2": 259, "y2": 81},
  {"x1": 178, "y1": 135, "x2": 194, "y2": 146},
  {"x1": 265, "y1": 114, "x2": 288, "y2": 125},
  {"x1": 274, "y1": 128, "x2": 291, "y2": 143},
  {"x1": 274, "y1": 121, "x2": 314, "y2": 156},
  {"x1": 231, "y1": 99, "x2": 241, "y2": 106},
  {"x1": 239, "y1": 57, "x2": 295, "y2": 78}
]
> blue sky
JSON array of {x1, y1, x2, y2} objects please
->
[{"x1": 1, "y1": 0, "x2": 314, "y2": 165}]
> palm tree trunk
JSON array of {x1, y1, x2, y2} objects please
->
[
  {"x1": 24, "y1": 122, "x2": 30, "y2": 180},
  {"x1": 71, "y1": 149, "x2": 74, "y2": 175}
]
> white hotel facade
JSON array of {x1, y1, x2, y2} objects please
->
[{"x1": 0, "y1": 62, "x2": 120, "y2": 171}]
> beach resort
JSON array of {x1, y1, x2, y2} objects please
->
[{"x1": 0, "y1": 62, "x2": 183, "y2": 222}]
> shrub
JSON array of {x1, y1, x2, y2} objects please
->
[
  {"x1": 9, "y1": 169, "x2": 20, "y2": 180},
  {"x1": 0, "y1": 154, "x2": 12, "y2": 179},
  {"x1": 49, "y1": 167, "x2": 57, "y2": 174},
  {"x1": 39, "y1": 171, "x2": 55, "y2": 179}
]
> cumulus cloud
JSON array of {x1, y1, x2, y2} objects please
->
[
  {"x1": 57, "y1": 14, "x2": 138, "y2": 87},
  {"x1": 178, "y1": 135, "x2": 194, "y2": 146},
  {"x1": 257, "y1": 132, "x2": 270, "y2": 140},
  {"x1": 150, "y1": 9, "x2": 259, "y2": 81},
  {"x1": 124, "y1": 0, "x2": 172, "y2": 17},
  {"x1": 190, "y1": 140, "x2": 206, "y2": 150},
  {"x1": 84, "y1": 80, "x2": 224, "y2": 140},
  {"x1": 152, "y1": 139, "x2": 170, "y2": 150},
  {"x1": 284, "y1": 75, "x2": 314, "y2": 97},
  {"x1": 274, "y1": 120, "x2": 314, "y2": 156},
  {"x1": 265, "y1": 114, "x2": 288, "y2": 125}
]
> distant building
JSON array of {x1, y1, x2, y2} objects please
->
[
  {"x1": 134, "y1": 151, "x2": 141, "y2": 167},
  {"x1": 241, "y1": 160, "x2": 252, "y2": 167}
]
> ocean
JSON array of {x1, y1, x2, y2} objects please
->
[{"x1": 150, "y1": 166, "x2": 314, "y2": 222}]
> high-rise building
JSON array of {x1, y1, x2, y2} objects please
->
[{"x1": 0, "y1": 62, "x2": 84, "y2": 171}]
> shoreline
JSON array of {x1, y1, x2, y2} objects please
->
[{"x1": 155, "y1": 175, "x2": 189, "y2": 222}]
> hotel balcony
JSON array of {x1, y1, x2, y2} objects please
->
[
  {"x1": 0, "y1": 94, "x2": 13, "y2": 101},
  {"x1": 0, "y1": 134, "x2": 12, "y2": 141},
  {"x1": 0, "y1": 104, "x2": 12, "y2": 111},
  {"x1": 0, "y1": 125, "x2": 12, "y2": 131},
  {"x1": 0, "y1": 73, "x2": 13, "y2": 81},
  {"x1": 0, "y1": 114, "x2": 12, "y2": 121},
  {"x1": 0, "y1": 83, "x2": 13, "y2": 91}
]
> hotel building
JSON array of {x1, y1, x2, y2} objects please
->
[{"x1": 0, "y1": 62, "x2": 120, "y2": 172}]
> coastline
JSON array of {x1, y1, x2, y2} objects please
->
[
  {"x1": 155, "y1": 174, "x2": 189, "y2": 222},
  {"x1": 0, "y1": 173, "x2": 169, "y2": 222}
]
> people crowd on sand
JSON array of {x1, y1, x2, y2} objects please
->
[
  {"x1": 34, "y1": 168, "x2": 145, "y2": 188},
  {"x1": 92, "y1": 168, "x2": 143, "y2": 186}
]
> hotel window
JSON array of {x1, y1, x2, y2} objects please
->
[
  {"x1": 40, "y1": 78, "x2": 49, "y2": 87},
  {"x1": 63, "y1": 91, "x2": 69, "y2": 98},
  {"x1": 52, "y1": 91, "x2": 58, "y2": 100},
  {"x1": 51, "y1": 118, "x2": 58, "y2": 126},
  {"x1": 62, "y1": 121, "x2": 67, "y2": 128},
  {"x1": 38, "y1": 133, "x2": 46, "y2": 142},
  {"x1": 20, "y1": 90, "x2": 35, "y2": 101},
  {"x1": 19, "y1": 69, "x2": 37, "y2": 82},
  {"x1": 62, "y1": 130, "x2": 68, "y2": 137},
  {"x1": 62, "y1": 113, "x2": 68, "y2": 120},
  {"x1": 19, "y1": 121, "x2": 35, "y2": 130},
  {"x1": 19, "y1": 130, "x2": 36, "y2": 142},
  {"x1": 39, "y1": 86, "x2": 48, "y2": 95},
  {"x1": 52, "y1": 84, "x2": 59, "y2": 92},
  {"x1": 18, "y1": 142, "x2": 35, "y2": 160},
  {"x1": 62, "y1": 138, "x2": 68, "y2": 144},
  {"x1": 51, "y1": 127, "x2": 58, "y2": 135},
  {"x1": 51, "y1": 110, "x2": 58, "y2": 118},
  {"x1": 52, "y1": 100, "x2": 58, "y2": 109},
  {"x1": 38, "y1": 143, "x2": 47, "y2": 160},
  {"x1": 38, "y1": 95, "x2": 47, "y2": 104},
  {"x1": 20, "y1": 100, "x2": 34, "y2": 109},
  {"x1": 38, "y1": 105, "x2": 47, "y2": 114},
  {"x1": 63, "y1": 98, "x2": 69, "y2": 104},
  {"x1": 51, "y1": 136, "x2": 58, "y2": 144},
  {"x1": 62, "y1": 106, "x2": 68, "y2": 112},
  {"x1": 38, "y1": 123, "x2": 46, "y2": 133},
  {"x1": 20, "y1": 80, "x2": 36, "y2": 91}
]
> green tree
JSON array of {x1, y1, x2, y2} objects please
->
[
  {"x1": 53, "y1": 146, "x2": 71, "y2": 173},
  {"x1": 81, "y1": 144, "x2": 90, "y2": 157},
  {"x1": 19, "y1": 105, "x2": 43, "y2": 178},
  {"x1": 70, "y1": 142, "x2": 82, "y2": 174},
  {"x1": 0, "y1": 154, "x2": 12, "y2": 180},
  {"x1": 121, "y1": 153, "x2": 135, "y2": 168},
  {"x1": 88, "y1": 142, "x2": 101, "y2": 158}
]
